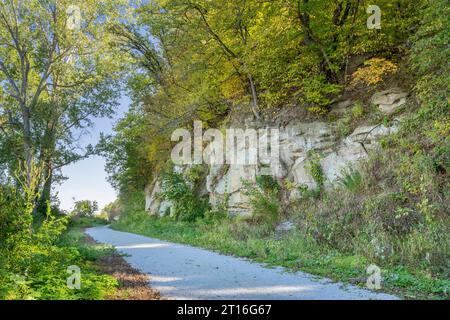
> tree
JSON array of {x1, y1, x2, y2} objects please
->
[
  {"x1": 101, "y1": 200, "x2": 122, "y2": 222},
  {"x1": 71, "y1": 199, "x2": 99, "y2": 218},
  {"x1": 0, "y1": 0, "x2": 127, "y2": 211}
]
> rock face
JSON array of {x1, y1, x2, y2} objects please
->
[
  {"x1": 145, "y1": 180, "x2": 173, "y2": 216},
  {"x1": 144, "y1": 90, "x2": 407, "y2": 217}
]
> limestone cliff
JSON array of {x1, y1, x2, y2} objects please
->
[{"x1": 145, "y1": 88, "x2": 408, "y2": 217}]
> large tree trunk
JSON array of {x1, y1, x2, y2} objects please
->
[
  {"x1": 22, "y1": 105, "x2": 33, "y2": 188},
  {"x1": 37, "y1": 122, "x2": 57, "y2": 214},
  {"x1": 38, "y1": 164, "x2": 53, "y2": 213}
]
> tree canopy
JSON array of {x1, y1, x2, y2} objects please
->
[{"x1": 104, "y1": 0, "x2": 432, "y2": 196}]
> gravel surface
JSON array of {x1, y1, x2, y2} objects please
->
[{"x1": 86, "y1": 225, "x2": 398, "y2": 300}]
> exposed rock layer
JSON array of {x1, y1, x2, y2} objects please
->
[{"x1": 145, "y1": 89, "x2": 407, "y2": 216}]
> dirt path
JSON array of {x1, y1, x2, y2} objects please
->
[{"x1": 86, "y1": 225, "x2": 398, "y2": 300}]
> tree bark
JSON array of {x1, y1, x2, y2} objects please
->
[
  {"x1": 248, "y1": 75, "x2": 261, "y2": 120},
  {"x1": 38, "y1": 163, "x2": 53, "y2": 213},
  {"x1": 21, "y1": 105, "x2": 33, "y2": 187}
]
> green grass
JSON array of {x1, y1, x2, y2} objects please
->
[
  {"x1": 69, "y1": 215, "x2": 110, "y2": 229},
  {"x1": 62, "y1": 216, "x2": 117, "y2": 263},
  {"x1": 58, "y1": 228, "x2": 115, "y2": 262},
  {"x1": 112, "y1": 214, "x2": 449, "y2": 300}
]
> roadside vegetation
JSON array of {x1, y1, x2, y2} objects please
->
[
  {"x1": 113, "y1": 183, "x2": 448, "y2": 300},
  {"x1": 0, "y1": 179, "x2": 116, "y2": 299},
  {"x1": 0, "y1": 0, "x2": 131, "y2": 300},
  {"x1": 0, "y1": 173, "x2": 157, "y2": 300}
]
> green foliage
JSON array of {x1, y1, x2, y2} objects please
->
[
  {"x1": 69, "y1": 216, "x2": 109, "y2": 229},
  {"x1": 306, "y1": 153, "x2": 325, "y2": 188},
  {"x1": 242, "y1": 179, "x2": 280, "y2": 226},
  {"x1": 297, "y1": 184, "x2": 322, "y2": 200},
  {"x1": 291, "y1": 143, "x2": 449, "y2": 296},
  {"x1": 204, "y1": 194, "x2": 229, "y2": 222},
  {"x1": 255, "y1": 175, "x2": 280, "y2": 193},
  {"x1": 71, "y1": 200, "x2": 99, "y2": 218},
  {"x1": 101, "y1": 201, "x2": 122, "y2": 222},
  {"x1": 0, "y1": 175, "x2": 117, "y2": 300},
  {"x1": 184, "y1": 165, "x2": 207, "y2": 185},
  {"x1": 112, "y1": 213, "x2": 449, "y2": 299},
  {"x1": 100, "y1": 109, "x2": 161, "y2": 196},
  {"x1": 0, "y1": 184, "x2": 30, "y2": 247},
  {"x1": 351, "y1": 102, "x2": 365, "y2": 119},
  {"x1": 338, "y1": 167, "x2": 363, "y2": 192},
  {"x1": 122, "y1": 191, "x2": 147, "y2": 217},
  {"x1": 160, "y1": 171, "x2": 209, "y2": 222}
]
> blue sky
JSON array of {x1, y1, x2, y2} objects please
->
[{"x1": 56, "y1": 95, "x2": 130, "y2": 212}]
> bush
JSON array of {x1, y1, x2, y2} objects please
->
[
  {"x1": 160, "y1": 171, "x2": 209, "y2": 222},
  {"x1": 305, "y1": 152, "x2": 325, "y2": 189},
  {"x1": 69, "y1": 216, "x2": 109, "y2": 229},
  {"x1": 101, "y1": 200, "x2": 122, "y2": 222},
  {"x1": 70, "y1": 200, "x2": 99, "y2": 218},
  {"x1": 292, "y1": 147, "x2": 449, "y2": 288},
  {"x1": 242, "y1": 178, "x2": 280, "y2": 226},
  {"x1": 338, "y1": 167, "x2": 363, "y2": 192},
  {"x1": 0, "y1": 184, "x2": 31, "y2": 248},
  {"x1": 255, "y1": 175, "x2": 280, "y2": 192},
  {"x1": 0, "y1": 179, "x2": 116, "y2": 300}
]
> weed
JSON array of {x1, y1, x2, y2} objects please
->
[{"x1": 338, "y1": 167, "x2": 363, "y2": 192}]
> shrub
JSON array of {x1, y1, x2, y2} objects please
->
[
  {"x1": 297, "y1": 184, "x2": 322, "y2": 200},
  {"x1": 0, "y1": 172, "x2": 116, "y2": 300},
  {"x1": 0, "y1": 184, "x2": 30, "y2": 248},
  {"x1": 71, "y1": 200, "x2": 99, "y2": 218},
  {"x1": 305, "y1": 152, "x2": 325, "y2": 189},
  {"x1": 338, "y1": 167, "x2": 363, "y2": 192},
  {"x1": 242, "y1": 179, "x2": 280, "y2": 226},
  {"x1": 351, "y1": 101, "x2": 365, "y2": 119},
  {"x1": 69, "y1": 216, "x2": 109, "y2": 229},
  {"x1": 255, "y1": 175, "x2": 280, "y2": 192},
  {"x1": 160, "y1": 171, "x2": 209, "y2": 222}
]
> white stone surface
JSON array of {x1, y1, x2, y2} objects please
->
[
  {"x1": 145, "y1": 106, "x2": 402, "y2": 216},
  {"x1": 370, "y1": 88, "x2": 408, "y2": 115}
]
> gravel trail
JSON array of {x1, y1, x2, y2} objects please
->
[{"x1": 86, "y1": 225, "x2": 398, "y2": 300}]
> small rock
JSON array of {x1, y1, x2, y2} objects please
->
[{"x1": 370, "y1": 88, "x2": 408, "y2": 115}]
